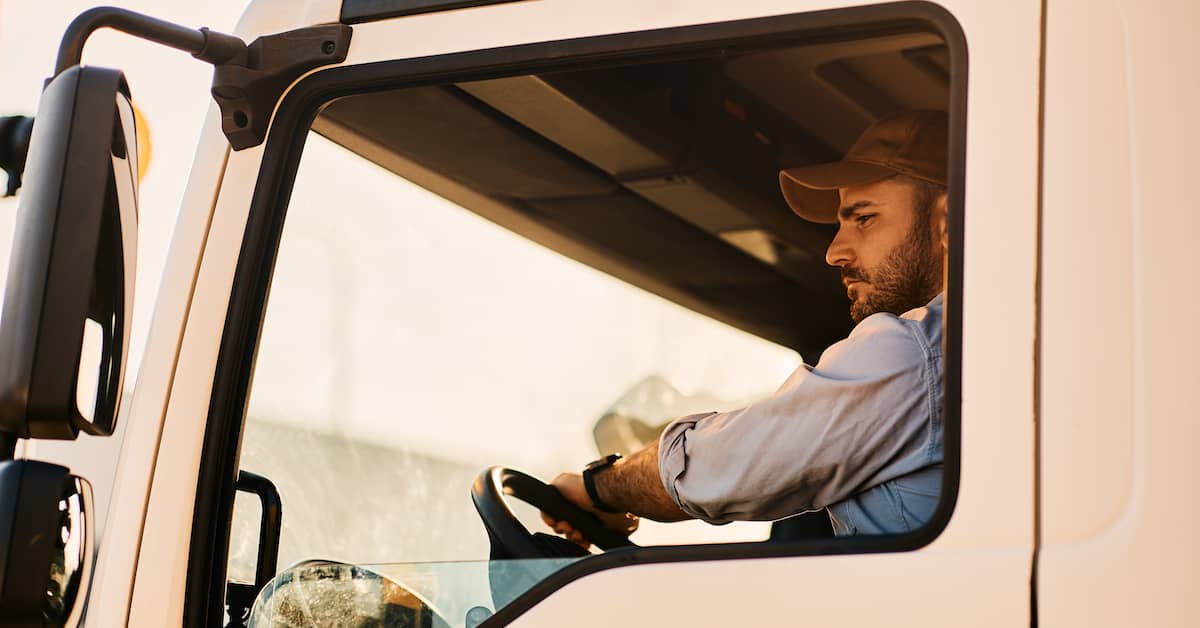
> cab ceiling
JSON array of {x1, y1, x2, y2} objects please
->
[{"x1": 312, "y1": 30, "x2": 949, "y2": 360}]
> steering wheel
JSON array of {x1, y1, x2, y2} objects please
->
[{"x1": 471, "y1": 466, "x2": 636, "y2": 559}]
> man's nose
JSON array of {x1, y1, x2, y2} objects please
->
[{"x1": 826, "y1": 227, "x2": 854, "y2": 267}]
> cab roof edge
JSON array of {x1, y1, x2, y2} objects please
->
[{"x1": 339, "y1": 0, "x2": 526, "y2": 24}]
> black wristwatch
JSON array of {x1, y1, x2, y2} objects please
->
[{"x1": 581, "y1": 453, "x2": 623, "y2": 513}]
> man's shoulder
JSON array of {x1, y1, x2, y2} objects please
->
[
  {"x1": 849, "y1": 294, "x2": 941, "y2": 343},
  {"x1": 817, "y1": 295, "x2": 944, "y2": 373}
]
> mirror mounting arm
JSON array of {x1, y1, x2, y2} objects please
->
[
  {"x1": 54, "y1": 7, "x2": 352, "y2": 151},
  {"x1": 54, "y1": 7, "x2": 245, "y2": 76}
]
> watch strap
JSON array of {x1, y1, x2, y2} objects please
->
[{"x1": 582, "y1": 454, "x2": 622, "y2": 513}]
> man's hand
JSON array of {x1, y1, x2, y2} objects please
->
[
  {"x1": 541, "y1": 473, "x2": 639, "y2": 549},
  {"x1": 542, "y1": 443, "x2": 691, "y2": 548}
]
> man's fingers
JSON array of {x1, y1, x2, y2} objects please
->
[
  {"x1": 541, "y1": 514, "x2": 592, "y2": 548},
  {"x1": 543, "y1": 506, "x2": 635, "y2": 547},
  {"x1": 568, "y1": 530, "x2": 590, "y2": 549}
]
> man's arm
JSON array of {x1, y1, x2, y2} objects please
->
[
  {"x1": 592, "y1": 440, "x2": 691, "y2": 522},
  {"x1": 543, "y1": 441, "x2": 691, "y2": 547}
]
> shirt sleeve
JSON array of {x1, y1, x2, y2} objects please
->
[{"x1": 657, "y1": 312, "x2": 940, "y2": 523}]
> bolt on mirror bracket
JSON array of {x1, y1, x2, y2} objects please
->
[{"x1": 53, "y1": 7, "x2": 352, "y2": 151}]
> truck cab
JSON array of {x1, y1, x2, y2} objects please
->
[{"x1": 1, "y1": 0, "x2": 1197, "y2": 626}]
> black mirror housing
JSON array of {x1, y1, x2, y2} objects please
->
[
  {"x1": 0, "y1": 65, "x2": 138, "y2": 441},
  {"x1": 0, "y1": 460, "x2": 93, "y2": 627}
]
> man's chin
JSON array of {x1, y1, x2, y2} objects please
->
[
  {"x1": 849, "y1": 296, "x2": 873, "y2": 324},
  {"x1": 852, "y1": 284, "x2": 901, "y2": 322}
]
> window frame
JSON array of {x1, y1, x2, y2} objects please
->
[{"x1": 185, "y1": 2, "x2": 968, "y2": 626}]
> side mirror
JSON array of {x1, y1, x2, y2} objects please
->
[
  {"x1": 0, "y1": 66, "x2": 138, "y2": 441},
  {"x1": 0, "y1": 460, "x2": 93, "y2": 627}
]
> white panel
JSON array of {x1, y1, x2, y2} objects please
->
[
  {"x1": 233, "y1": 0, "x2": 340, "y2": 39},
  {"x1": 129, "y1": 136, "x2": 261, "y2": 627},
  {"x1": 1039, "y1": 0, "x2": 1200, "y2": 625},
  {"x1": 343, "y1": 0, "x2": 855, "y2": 65},
  {"x1": 87, "y1": 103, "x2": 231, "y2": 627},
  {"x1": 514, "y1": 547, "x2": 1030, "y2": 627},
  {"x1": 1040, "y1": 0, "x2": 1136, "y2": 546}
]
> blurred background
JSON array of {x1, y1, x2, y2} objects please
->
[{"x1": 0, "y1": 0, "x2": 248, "y2": 368}]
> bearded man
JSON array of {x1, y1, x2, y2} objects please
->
[{"x1": 545, "y1": 110, "x2": 949, "y2": 540}]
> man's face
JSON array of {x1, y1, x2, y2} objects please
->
[{"x1": 826, "y1": 177, "x2": 946, "y2": 323}]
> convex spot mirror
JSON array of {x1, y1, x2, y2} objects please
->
[
  {"x1": 0, "y1": 460, "x2": 93, "y2": 627},
  {"x1": 0, "y1": 66, "x2": 138, "y2": 440}
]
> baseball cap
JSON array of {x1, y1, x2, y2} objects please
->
[{"x1": 778, "y1": 110, "x2": 948, "y2": 224}]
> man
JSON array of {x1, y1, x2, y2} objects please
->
[{"x1": 544, "y1": 110, "x2": 949, "y2": 542}]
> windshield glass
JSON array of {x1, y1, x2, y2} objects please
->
[{"x1": 247, "y1": 559, "x2": 578, "y2": 627}]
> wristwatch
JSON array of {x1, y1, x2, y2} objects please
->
[{"x1": 581, "y1": 453, "x2": 623, "y2": 513}]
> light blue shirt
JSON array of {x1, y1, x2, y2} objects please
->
[{"x1": 658, "y1": 294, "x2": 944, "y2": 535}]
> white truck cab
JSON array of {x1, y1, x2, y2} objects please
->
[{"x1": 0, "y1": 0, "x2": 1196, "y2": 626}]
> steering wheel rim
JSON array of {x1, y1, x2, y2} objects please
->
[{"x1": 471, "y1": 466, "x2": 636, "y2": 559}]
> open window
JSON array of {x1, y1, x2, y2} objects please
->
[{"x1": 200, "y1": 6, "x2": 965, "y2": 627}]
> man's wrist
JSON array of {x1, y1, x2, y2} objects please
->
[{"x1": 582, "y1": 454, "x2": 623, "y2": 513}]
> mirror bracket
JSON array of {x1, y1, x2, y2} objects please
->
[
  {"x1": 54, "y1": 7, "x2": 351, "y2": 151},
  {"x1": 208, "y1": 23, "x2": 352, "y2": 150}
]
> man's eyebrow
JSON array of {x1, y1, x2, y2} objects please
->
[{"x1": 838, "y1": 200, "x2": 875, "y2": 220}]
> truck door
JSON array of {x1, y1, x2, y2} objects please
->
[
  {"x1": 120, "y1": 0, "x2": 1043, "y2": 625},
  {"x1": 1038, "y1": 0, "x2": 1200, "y2": 625}
]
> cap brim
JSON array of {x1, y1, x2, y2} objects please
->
[{"x1": 779, "y1": 160, "x2": 899, "y2": 223}]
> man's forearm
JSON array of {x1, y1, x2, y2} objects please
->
[{"x1": 594, "y1": 441, "x2": 692, "y2": 522}]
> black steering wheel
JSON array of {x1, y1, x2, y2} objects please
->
[{"x1": 471, "y1": 466, "x2": 636, "y2": 559}]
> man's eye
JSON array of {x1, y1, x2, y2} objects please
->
[{"x1": 856, "y1": 214, "x2": 876, "y2": 226}]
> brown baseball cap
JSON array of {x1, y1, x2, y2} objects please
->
[{"x1": 779, "y1": 110, "x2": 948, "y2": 224}]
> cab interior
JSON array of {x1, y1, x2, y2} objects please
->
[{"x1": 311, "y1": 26, "x2": 951, "y2": 364}]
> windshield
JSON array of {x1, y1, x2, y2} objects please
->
[{"x1": 247, "y1": 559, "x2": 578, "y2": 627}]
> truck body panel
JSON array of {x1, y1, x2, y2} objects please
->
[{"x1": 6, "y1": 0, "x2": 1196, "y2": 625}]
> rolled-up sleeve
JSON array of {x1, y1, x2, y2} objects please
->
[{"x1": 657, "y1": 311, "x2": 941, "y2": 524}]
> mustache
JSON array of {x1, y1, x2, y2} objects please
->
[{"x1": 841, "y1": 267, "x2": 870, "y2": 284}]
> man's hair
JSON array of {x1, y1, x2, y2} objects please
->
[{"x1": 894, "y1": 175, "x2": 946, "y2": 226}]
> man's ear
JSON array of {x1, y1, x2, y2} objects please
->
[{"x1": 934, "y1": 192, "x2": 949, "y2": 251}]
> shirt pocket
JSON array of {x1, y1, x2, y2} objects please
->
[{"x1": 891, "y1": 465, "x2": 943, "y2": 529}]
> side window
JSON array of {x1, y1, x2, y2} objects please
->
[
  {"x1": 229, "y1": 19, "x2": 958, "y2": 625},
  {"x1": 231, "y1": 132, "x2": 795, "y2": 567}
]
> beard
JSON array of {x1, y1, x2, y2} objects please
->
[{"x1": 842, "y1": 220, "x2": 943, "y2": 324}]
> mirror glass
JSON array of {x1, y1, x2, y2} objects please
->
[
  {"x1": 75, "y1": 90, "x2": 138, "y2": 433},
  {"x1": 0, "y1": 461, "x2": 94, "y2": 627},
  {"x1": 44, "y1": 475, "x2": 94, "y2": 626}
]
